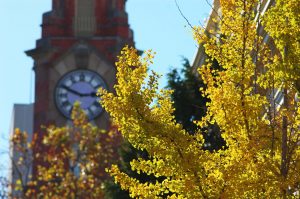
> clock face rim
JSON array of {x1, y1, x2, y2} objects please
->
[{"x1": 54, "y1": 69, "x2": 107, "y2": 121}]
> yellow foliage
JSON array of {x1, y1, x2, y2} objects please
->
[
  {"x1": 11, "y1": 102, "x2": 118, "y2": 198},
  {"x1": 35, "y1": 102, "x2": 117, "y2": 198},
  {"x1": 99, "y1": 1, "x2": 300, "y2": 197}
]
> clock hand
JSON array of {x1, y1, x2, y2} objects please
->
[
  {"x1": 81, "y1": 92, "x2": 97, "y2": 97},
  {"x1": 91, "y1": 92, "x2": 97, "y2": 97},
  {"x1": 61, "y1": 85, "x2": 83, "y2": 97}
]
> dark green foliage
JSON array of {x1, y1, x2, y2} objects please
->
[
  {"x1": 167, "y1": 58, "x2": 225, "y2": 151},
  {"x1": 167, "y1": 58, "x2": 206, "y2": 133},
  {"x1": 104, "y1": 180, "x2": 130, "y2": 199}
]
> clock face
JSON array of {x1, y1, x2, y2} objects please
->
[{"x1": 55, "y1": 69, "x2": 107, "y2": 120}]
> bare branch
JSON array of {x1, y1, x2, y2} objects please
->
[{"x1": 174, "y1": 0, "x2": 205, "y2": 30}]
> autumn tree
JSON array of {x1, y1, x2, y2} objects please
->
[
  {"x1": 99, "y1": 0, "x2": 300, "y2": 197},
  {"x1": 35, "y1": 103, "x2": 120, "y2": 198},
  {"x1": 11, "y1": 103, "x2": 120, "y2": 198},
  {"x1": 104, "y1": 59, "x2": 219, "y2": 199},
  {"x1": 10, "y1": 129, "x2": 34, "y2": 198}
]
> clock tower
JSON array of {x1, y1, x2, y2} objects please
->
[{"x1": 26, "y1": 0, "x2": 133, "y2": 136}]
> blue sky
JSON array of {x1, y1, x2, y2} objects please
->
[{"x1": 0, "y1": 0, "x2": 210, "y2": 177}]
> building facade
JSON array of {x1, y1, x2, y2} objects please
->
[{"x1": 9, "y1": 104, "x2": 34, "y2": 197}]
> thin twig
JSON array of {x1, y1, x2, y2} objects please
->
[{"x1": 174, "y1": 0, "x2": 205, "y2": 30}]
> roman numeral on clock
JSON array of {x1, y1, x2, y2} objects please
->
[
  {"x1": 70, "y1": 75, "x2": 76, "y2": 83},
  {"x1": 80, "y1": 73, "x2": 85, "y2": 81},
  {"x1": 59, "y1": 93, "x2": 67, "y2": 98},
  {"x1": 88, "y1": 108, "x2": 94, "y2": 116},
  {"x1": 93, "y1": 101, "x2": 101, "y2": 108},
  {"x1": 62, "y1": 101, "x2": 71, "y2": 107}
]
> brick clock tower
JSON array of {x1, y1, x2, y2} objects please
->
[{"x1": 26, "y1": 0, "x2": 133, "y2": 135}]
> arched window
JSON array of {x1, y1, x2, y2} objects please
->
[{"x1": 74, "y1": 0, "x2": 96, "y2": 36}]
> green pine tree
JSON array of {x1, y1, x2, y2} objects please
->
[{"x1": 167, "y1": 58, "x2": 225, "y2": 151}]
